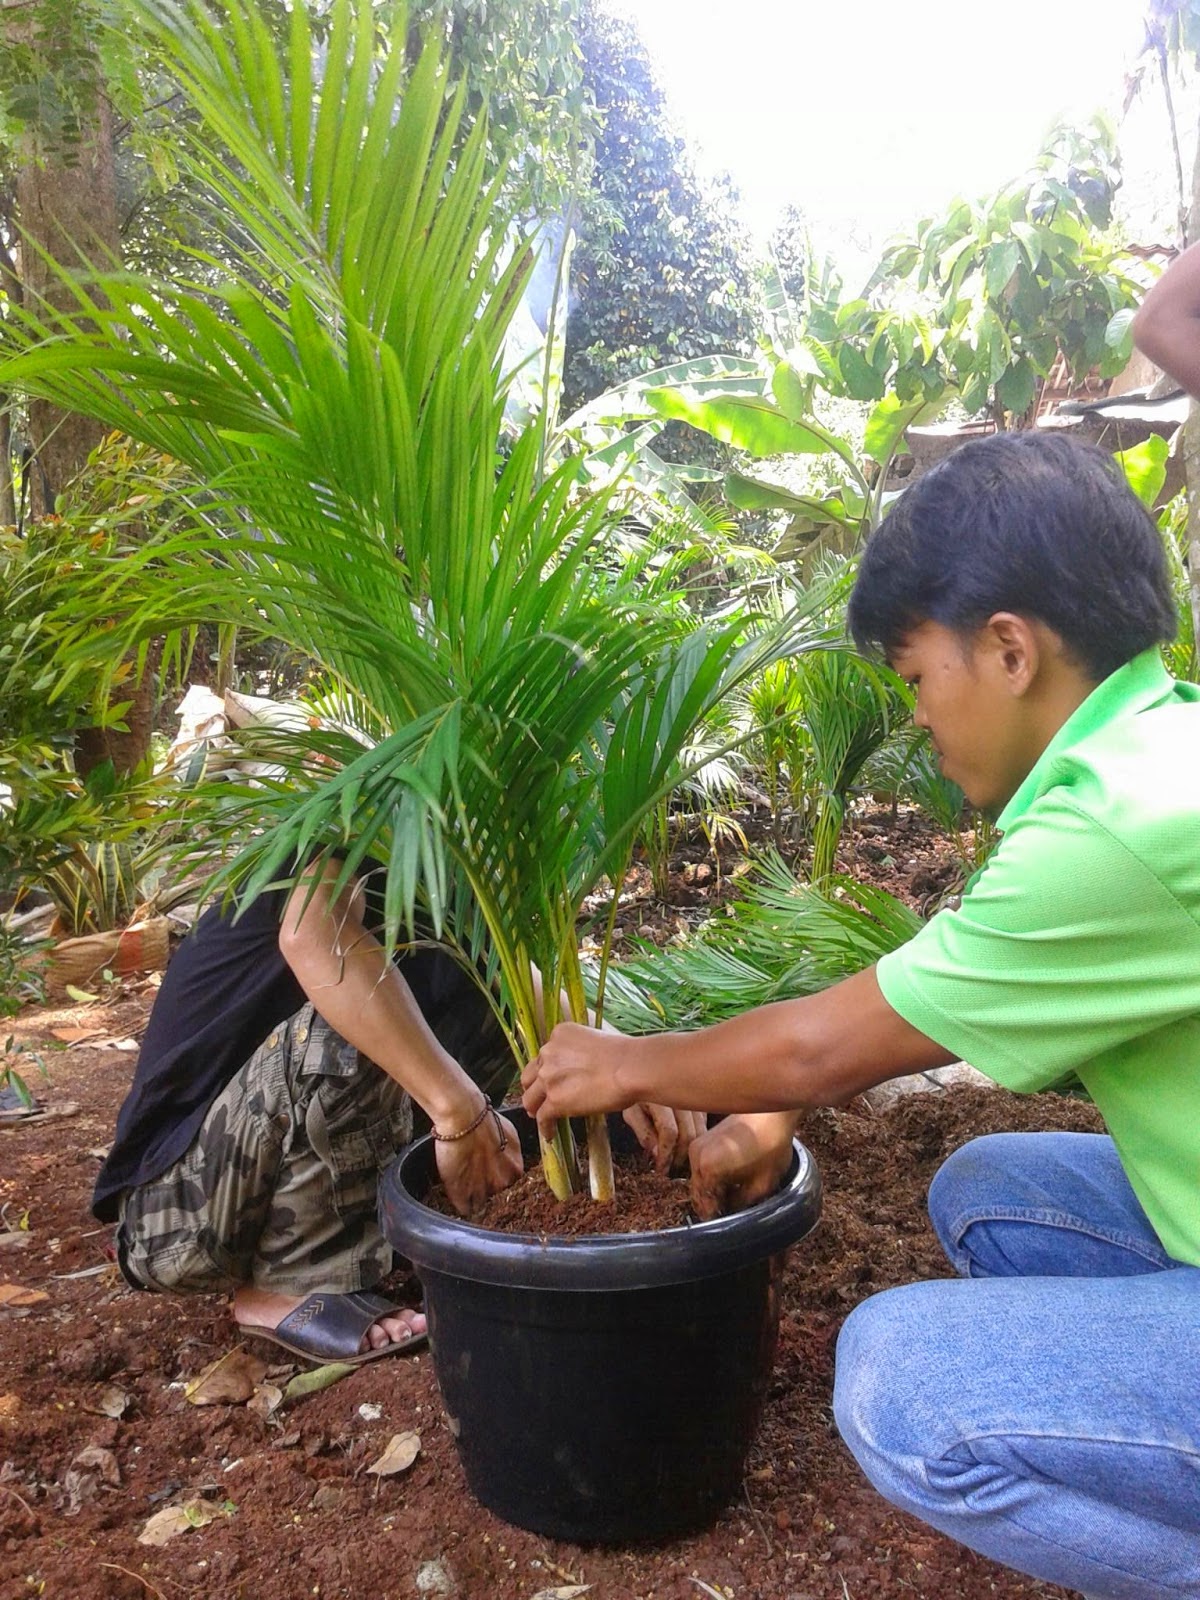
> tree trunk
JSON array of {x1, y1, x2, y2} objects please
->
[
  {"x1": 15, "y1": 90, "x2": 119, "y2": 517},
  {"x1": 7, "y1": 10, "x2": 154, "y2": 773}
]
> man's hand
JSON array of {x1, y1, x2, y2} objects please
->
[
  {"x1": 521, "y1": 1021, "x2": 637, "y2": 1122},
  {"x1": 688, "y1": 1112, "x2": 798, "y2": 1220},
  {"x1": 435, "y1": 1105, "x2": 524, "y2": 1216},
  {"x1": 623, "y1": 1103, "x2": 707, "y2": 1173}
]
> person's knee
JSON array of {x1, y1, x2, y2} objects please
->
[
  {"x1": 834, "y1": 1282, "x2": 980, "y2": 1521},
  {"x1": 927, "y1": 1133, "x2": 1018, "y2": 1262},
  {"x1": 833, "y1": 1285, "x2": 931, "y2": 1478}
]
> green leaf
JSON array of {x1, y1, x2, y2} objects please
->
[
  {"x1": 725, "y1": 474, "x2": 855, "y2": 527},
  {"x1": 281, "y1": 1363, "x2": 357, "y2": 1404},
  {"x1": 770, "y1": 360, "x2": 811, "y2": 421},
  {"x1": 1114, "y1": 435, "x2": 1169, "y2": 508},
  {"x1": 995, "y1": 359, "x2": 1037, "y2": 418},
  {"x1": 837, "y1": 342, "x2": 883, "y2": 402},
  {"x1": 644, "y1": 388, "x2": 847, "y2": 461},
  {"x1": 1104, "y1": 307, "x2": 1136, "y2": 360},
  {"x1": 862, "y1": 393, "x2": 942, "y2": 468},
  {"x1": 985, "y1": 238, "x2": 1021, "y2": 301}
]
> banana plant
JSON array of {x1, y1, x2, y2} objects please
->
[{"x1": 1, "y1": 0, "x2": 833, "y2": 1199}]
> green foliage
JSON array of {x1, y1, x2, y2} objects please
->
[
  {"x1": 0, "y1": 437, "x2": 194, "y2": 910},
  {"x1": 592, "y1": 853, "x2": 920, "y2": 1034},
  {"x1": 869, "y1": 120, "x2": 1140, "y2": 422},
  {"x1": 561, "y1": 0, "x2": 756, "y2": 415},
  {"x1": 0, "y1": 0, "x2": 834, "y2": 1204}
]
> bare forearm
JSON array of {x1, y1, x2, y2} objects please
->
[
  {"x1": 281, "y1": 879, "x2": 481, "y2": 1128},
  {"x1": 1133, "y1": 243, "x2": 1200, "y2": 399},
  {"x1": 613, "y1": 967, "x2": 953, "y2": 1114}
]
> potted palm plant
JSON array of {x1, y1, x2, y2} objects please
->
[{"x1": 3, "y1": 0, "x2": 823, "y2": 1539}]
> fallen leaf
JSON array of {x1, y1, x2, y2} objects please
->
[
  {"x1": 247, "y1": 1382, "x2": 283, "y2": 1420},
  {"x1": 72, "y1": 1445, "x2": 120, "y2": 1486},
  {"x1": 84, "y1": 1386, "x2": 130, "y2": 1420},
  {"x1": 185, "y1": 1346, "x2": 267, "y2": 1406},
  {"x1": 50, "y1": 1027, "x2": 104, "y2": 1044},
  {"x1": 91, "y1": 1037, "x2": 139, "y2": 1052},
  {"x1": 365, "y1": 1430, "x2": 421, "y2": 1477},
  {"x1": 137, "y1": 1497, "x2": 234, "y2": 1546},
  {"x1": 0, "y1": 1234, "x2": 32, "y2": 1252},
  {"x1": 281, "y1": 1362, "x2": 356, "y2": 1404},
  {"x1": 64, "y1": 985, "x2": 99, "y2": 1004},
  {"x1": 531, "y1": 1589, "x2": 592, "y2": 1600},
  {"x1": 0, "y1": 1284, "x2": 48, "y2": 1307},
  {"x1": 63, "y1": 1466, "x2": 100, "y2": 1515}
]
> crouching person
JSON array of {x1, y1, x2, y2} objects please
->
[{"x1": 522, "y1": 430, "x2": 1200, "y2": 1596}]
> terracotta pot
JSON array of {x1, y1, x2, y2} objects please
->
[{"x1": 379, "y1": 1107, "x2": 821, "y2": 1542}]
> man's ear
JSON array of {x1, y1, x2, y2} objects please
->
[{"x1": 980, "y1": 612, "x2": 1040, "y2": 696}]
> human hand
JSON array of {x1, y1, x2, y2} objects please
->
[
  {"x1": 434, "y1": 1104, "x2": 524, "y2": 1217},
  {"x1": 622, "y1": 1103, "x2": 707, "y2": 1174},
  {"x1": 688, "y1": 1112, "x2": 797, "y2": 1220},
  {"x1": 520, "y1": 1021, "x2": 638, "y2": 1127}
]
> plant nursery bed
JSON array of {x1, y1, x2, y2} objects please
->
[{"x1": 0, "y1": 978, "x2": 1103, "y2": 1600}]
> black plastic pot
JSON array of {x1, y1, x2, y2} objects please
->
[{"x1": 378, "y1": 1107, "x2": 821, "y2": 1543}]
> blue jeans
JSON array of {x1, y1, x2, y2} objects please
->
[{"x1": 832, "y1": 1133, "x2": 1200, "y2": 1598}]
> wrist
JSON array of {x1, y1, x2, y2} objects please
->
[
  {"x1": 424, "y1": 1072, "x2": 485, "y2": 1135},
  {"x1": 614, "y1": 1031, "x2": 681, "y2": 1107}
]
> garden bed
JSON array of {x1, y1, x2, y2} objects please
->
[{"x1": 0, "y1": 983, "x2": 1101, "y2": 1600}]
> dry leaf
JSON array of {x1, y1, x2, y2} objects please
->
[
  {"x1": 50, "y1": 1027, "x2": 104, "y2": 1044},
  {"x1": 247, "y1": 1382, "x2": 283, "y2": 1420},
  {"x1": 137, "y1": 1497, "x2": 233, "y2": 1546},
  {"x1": 365, "y1": 1430, "x2": 421, "y2": 1477},
  {"x1": 0, "y1": 1284, "x2": 48, "y2": 1307},
  {"x1": 92, "y1": 1037, "x2": 139, "y2": 1052},
  {"x1": 530, "y1": 1588, "x2": 592, "y2": 1599},
  {"x1": 72, "y1": 1445, "x2": 121, "y2": 1486},
  {"x1": 0, "y1": 1234, "x2": 32, "y2": 1252},
  {"x1": 85, "y1": 1386, "x2": 130, "y2": 1420},
  {"x1": 185, "y1": 1346, "x2": 267, "y2": 1406}
]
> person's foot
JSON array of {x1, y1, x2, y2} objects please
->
[{"x1": 233, "y1": 1286, "x2": 426, "y2": 1355}]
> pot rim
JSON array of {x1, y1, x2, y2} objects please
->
[{"x1": 379, "y1": 1109, "x2": 822, "y2": 1291}]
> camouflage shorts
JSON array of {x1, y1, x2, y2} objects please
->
[{"x1": 118, "y1": 1004, "x2": 414, "y2": 1298}]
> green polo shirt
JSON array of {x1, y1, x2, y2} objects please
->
[{"x1": 876, "y1": 649, "x2": 1200, "y2": 1266}]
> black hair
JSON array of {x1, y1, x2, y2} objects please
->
[{"x1": 847, "y1": 430, "x2": 1178, "y2": 681}]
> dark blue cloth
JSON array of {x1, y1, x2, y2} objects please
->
[{"x1": 92, "y1": 883, "x2": 499, "y2": 1222}]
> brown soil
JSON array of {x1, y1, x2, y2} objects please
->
[
  {"x1": 0, "y1": 975, "x2": 1102, "y2": 1600},
  {"x1": 433, "y1": 1155, "x2": 694, "y2": 1237},
  {"x1": 608, "y1": 804, "x2": 969, "y2": 949}
]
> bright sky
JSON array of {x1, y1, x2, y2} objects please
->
[{"x1": 611, "y1": 0, "x2": 1158, "y2": 261}]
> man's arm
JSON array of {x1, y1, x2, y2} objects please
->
[
  {"x1": 521, "y1": 963, "x2": 953, "y2": 1120},
  {"x1": 280, "y1": 864, "x2": 523, "y2": 1214},
  {"x1": 1132, "y1": 243, "x2": 1200, "y2": 398},
  {"x1": 520, "y1": 965, "x2": 952, "y2": 1217}
]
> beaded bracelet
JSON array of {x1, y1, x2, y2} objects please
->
[{"x1": 431, "y1": 1099, "x2": 508, "y2": 1151}]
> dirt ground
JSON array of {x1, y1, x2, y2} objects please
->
[{"x1": 0, "y1": 809, "x2": 1101, "y2": 1600}]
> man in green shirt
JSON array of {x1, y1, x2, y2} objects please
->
[{"x1": 522, "y1": 429, "x2": 1200, "y2": 1598}]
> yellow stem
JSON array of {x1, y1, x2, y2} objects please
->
[{"x1": 585, "y1": 1112, "x2": 614, "y2": 1202}]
